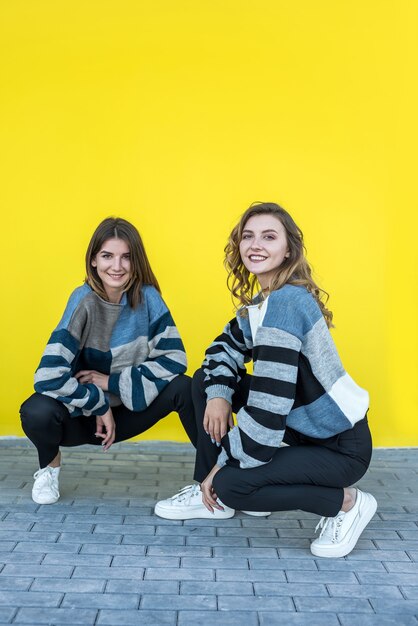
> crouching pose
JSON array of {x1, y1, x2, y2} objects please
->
[
  {"x1": 20, "y1": 217, "x2": 196, "y2": 505},
  {"x1": 155, "y1": 202, "x2": 377, "y2": 558}
]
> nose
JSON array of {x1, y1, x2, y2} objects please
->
[
  {"x1": 250, "y1": 237, "x2": 263, "y2": 250},
  {"x1": 111, "y1": 257, "x2": 122, "y2": 271}
]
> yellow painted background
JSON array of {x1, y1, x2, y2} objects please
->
[{"x1": 1, "y1": 1, "x2": 417, "y2": 445}]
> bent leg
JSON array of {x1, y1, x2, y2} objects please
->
[
  {"x1": 213, "y1": 422, "x2": 372, "y2": 517},
  {"x1": 20, "y1": 393, "x2": 98, "y2": 468},
  {"x1": 112, "y1": 375, "x2": 197, "y2": 445}
]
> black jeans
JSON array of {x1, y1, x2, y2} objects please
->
[
  {"x1": 192, "y1": 367, "x2": 373, "y2": 517},
  {"x1": 20, "y1": 375, "x2": 197, "y2": 468}
]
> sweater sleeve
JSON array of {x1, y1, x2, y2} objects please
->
[
  {"x1": 217, "y1": 291, "x2": 309, "y2": 469},
  {"x1": 34, "y1": 289, "x2": 109, "y2": 417},
  {"x1": 108, "y1": 291, "x2": 187, "y2": 412},
  {"x1": 202, "y1": 317, "x2": 252, "y2": 405}
]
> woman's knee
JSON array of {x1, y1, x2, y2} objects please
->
[
  {"x1": 20, "y1": 393, "x2": 67, "y2": 431},
  {"x1": 213, "y1": 467, "x2": 242, "y2": 508}
]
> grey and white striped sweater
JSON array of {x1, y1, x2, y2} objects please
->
[{"x1": 203, "y1": 285, "x2": 369, "y2": 469}]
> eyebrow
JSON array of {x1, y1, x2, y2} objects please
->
[
  {"x1": 242, "y1": 229, "x2": 279, "y2": 234},
  {"x1": 99, "y1": 250, "x2": 130, "y2": 254}
]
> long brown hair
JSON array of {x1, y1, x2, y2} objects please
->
[
  {"x1": 225, "y1": 202, "x2": 333, "y2": 327},
  {"x1": 85, "y1": 217, "x2": 160, "y2": 308}
]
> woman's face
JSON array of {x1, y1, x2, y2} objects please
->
[
  {"x1": 91, "y1": 237, "x2": 132, "y2": 303},
  {"x1": 239, "y1": 214, "x2": 289, "y2": 290}
]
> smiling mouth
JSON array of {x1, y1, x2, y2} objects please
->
[
  {"x1": 249, "y1": 255, "x2": 268, "y2": 262},
  {"x1": 108, "y1": 274, "x2": 126, "y2": 279}
]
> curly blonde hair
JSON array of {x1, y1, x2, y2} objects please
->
[{"x1": 224, "y1": 202, "x2": 333, "y2": 327}]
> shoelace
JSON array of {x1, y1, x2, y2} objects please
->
[
  {"x1": 170, "y1": 484, "x2": 200, "y2": 504},
  {"x1": 33, "y1": 467, "x2": 59, "y2": 495},
  {"x1": 314, "y1": 513, "x2": 345, "y2": 543}
]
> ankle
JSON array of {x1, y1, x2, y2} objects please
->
[
  {"x1": 48, "y1": 452, "x2": 61, "y2": 469},
  {"x1": 341, "y1": 487, "x2": 357, "y2": 513}
]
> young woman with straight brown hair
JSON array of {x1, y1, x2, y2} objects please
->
[{"x1": 20, "y1": 217, "x2": 196, "y2": 504}]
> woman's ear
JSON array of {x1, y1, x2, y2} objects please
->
[{"x1": 91, "y1": 257, "x2": 97, "y2": 268}]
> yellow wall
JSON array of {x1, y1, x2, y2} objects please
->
[{"x1": 1, "y1": 1, "x2": 417, "y2": 445}]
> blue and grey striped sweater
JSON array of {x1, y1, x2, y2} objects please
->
[
  {"x1": 203, "y1": 284, "x2": 369, "y2": 469},
  {"x1": 34, "y1": 284, "x2": 187, "y2": 416}
]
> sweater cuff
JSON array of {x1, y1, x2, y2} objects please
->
[
  {"x1": 216, "y1": 449, "x2": 228, "y2": 468},
  {"x1": 108, "y1": 373, "x2": 121, "y2": 397},
  {"x1": 205, "y1": 384, "x2": 234, "y2": 404}
]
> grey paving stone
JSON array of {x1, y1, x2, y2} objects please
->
[
  {"x1": 141, "y1": 594, "x2": 216, "y2": 610},
  {"x1": 62, "y1": 592, "x2": 139, "y2": 609},
  {"x1": 58, "y1": 532, "x2": 123, "y2": 544},
  {"x1": 181, "y1": 581, "x2": 253, "y2": 595},
  {"x1": 259, "y1": 614, "x2": 340, "y2": 626},
  {"x1": 105, "y1": 580, "x2": 178, "y2": 594},
  {"x1": 147, "y1": 546, "x2": 211, "y2": 557},
  {"x1": 181, "y1": 556, "x2": 248, "y2": 569},
  {"x1": 1, "y1": 564, "x2": 73, "y2": 578},
  {"x1": 187, "y1": 536, "x2": 249, "y2": 547},
  {"x1": 357, "y1": 572, "x2": 418, "y2": 585},
  {"x1": 218, "y1": 595, "x2": 295, "y2": 611},
  {"x1": 0, "y1": 590, "x2": 62, "y2": 607},
  {"x1": 250, "y1": 558, "x2": 316, "y2": 570},
  {"x1": 327, "y1": 583, "x2": 404, "y2": 598},
  {"x1": 0, "y1": 553, "x2": 43, "y2": 564},
  {"x1": 369, "y1": 597, "x2": 418, "y2": 614},
  {"x1": 13, "y1": 541, "x2": 81, "y2": 553},
  {"x1": 31, "y1": 578, "x2": 106, "y2": 593},
  {"x1": 254, "y1": 582, "x2": 328, "y2": 596},
  {"x1": 111, "y1": 556, "x2": 179, "y2": 568},
  {"x1": 14, "y1": 607, "x2": 98, "y2": 623},
  {"x1": 0, "y1": 543, "x2": 15, "y2": 553},
  {"x1": 216, "y1": 569, "x2": 287, "y2": 582},
  {"x1": 400, "y1": 586, "x2": 418, "y2": 599},
  {"x1": 80, "y1": 544, "x2": 147, "y2": 556},
  {"x1": 214, "y1": 547, "x2": 278, "y2": 558},
  {"x1": 97, "y1": 609, "x2": 176, "y2": 625},
  {"x1": 72, "y1": 566, "x2": 145, "y2": 580},
  {"x1": 145, "y1": 568, "x2": 214, "y2": 581},
  {"x1": 42, "y1": 553, "x2": 112, "y2": 566},
  {"x1": 287, "y1": 570, "x2": 359, "y2": 584},
  {"x1": 338, "y1": 615, "x2": 418, "y2": 626},
  {"x1": 294, "y1": 596, "x2": 374, "y2": 612},
  {"x1": 0, "y1": 607, "x2": 16, "y2": 623},
  {"x1": 178, "y1": 611, "x2": 259, "y2": 625},
  {"x1": 0, "y1": 578, "x2": 32, "y2": 591},
  {"x1": 381, "y1": 561, "x2": 418, "y2": 573}
]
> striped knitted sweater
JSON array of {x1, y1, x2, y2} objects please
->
[
  {"x1": 203, "y1": 284, "x2": 369, "y2": 469},
  {"x1": 34, "y1": 284, "x2": 187, "y2": 417}
]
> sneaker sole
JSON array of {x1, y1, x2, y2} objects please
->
[
  {"x1": 32, "y1": 494, "x2": 60, "y2": 505},
  {"x1": 154, "y1": 503, "x2": 235, "y2": 520},
  {"x1": 241, "y1": 511, "x2": 272, "y2": 517},
  {"x1": 310, "y1": 493, "x2": 377, "y2": 558}
]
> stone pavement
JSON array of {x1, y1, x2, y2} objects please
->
[{"x1": 0, "y1": 439, "x2": 417, "y2": 626}]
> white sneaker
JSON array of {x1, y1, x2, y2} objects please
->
[
  {"x1": 241, "y1": 511, "x2": 272, "y2": 517},
  {"x1": 310, "y1": 489, "x2": 377, "y2": 558},
  {"x1": 32, "y1": 466, "x2": 60, "y2": 505},
  {"x1": 154, "y1": 484, "x2": 235, "y2": 520}
]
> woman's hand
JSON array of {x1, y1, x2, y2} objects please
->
[
  {"x1": 203, "y1": 398, "x2": 234, "y2": 446},
  {"x1": 76, "y1": 370, "x2": 109, "y2": 391},
  {"x1": 95, "y1": 408, "x2": 116, "y2": 451},
  {"x1": 201, "y1": 464, "x2": 223, "y2": 513}
]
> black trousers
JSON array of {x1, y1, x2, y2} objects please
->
[
  {"x1": 20, "y1": 375, "x2": 197, "y2": 469},
  {"x1": 192, "y1": 368, "x2": 373, "y2": 517}
]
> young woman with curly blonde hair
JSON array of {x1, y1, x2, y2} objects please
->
[{"x1": 155, "y1": 202, "x2": 377, "y2": 559}]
